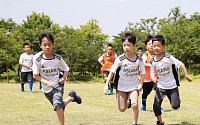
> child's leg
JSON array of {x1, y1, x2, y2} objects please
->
[
  {"x1": 153, "y1": 88, "x2": 166, "y2": 123},
  {"x1": 117, "y1": 91, "x2": 128, "y2": 112},
  {"x1": 141, "y1": 81, "x2": 154, "y2": 110},
  {"x1": 56, "y1": 109, "x2": 64, "y2": 125},
  {"x1": 129, "y1": 90, "x2": 139, "y2": 124},
  {"x1": 20, "y1": 72, "x2": 27, "y2": 92},
  {"x1": 28, "y1": 72, "x2": 33, "y2": 93},
  {"x1": 64, "y1": 97, "x2": 73, "y2": 106},
  {"x1": 167, "y1": 87, "x2": 180, "y2": 109}
]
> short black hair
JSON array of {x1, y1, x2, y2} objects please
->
[
  {"x1": 152, "y1": 35, "x2": 165, "y2": 45},
  {"x1": 39, "y1": 31, "x2": 54, "y2": 44},
  {"x1": 144, "y1": 35, "x2": 153, "y2": 45},
  {"x1": 107, "y1": 44, "x2": 113, "y2": 48},
  {"x1": 138, "y1": 47, "x2": 143, "y2": 51},
  {"x1": 23, "y1": 43, "x2": 30, "y2": 48},
  {"x1": 122, "y1": 32, "x2": 136, "y2": 45}
]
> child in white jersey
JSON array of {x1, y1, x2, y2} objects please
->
[
  {"x1": 104, "y1": 32, "x2": 145, "y2": 125},
  {"x1": 32, "y1": 32, "x2": 82, "y2": 125},
  {"x1": 19, "y1": 43, "x2": 34, "y2": 93},
  {"x1": 150, "y1": 35, "x2": 193, "y2": 125}
]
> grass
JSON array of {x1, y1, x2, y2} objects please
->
[{"x1": 0, "y1": 79, "x2": 200, "y2": 125}]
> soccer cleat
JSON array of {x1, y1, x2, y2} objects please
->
[
  {"x1": 29, "y1": 90, "x2": 33, "y2": 93},
  {"x1": 69, "y1": 90, "x2": 82, "y2": 104},
  {"x1": 161, "y1": 107, "x2": 165, "y2": 113},
  {"x1": 141, "y1": 103, "x2": 146, "y2": 111},
  {"x1": 107, "y1": 89, "x2": 113, "y2": 95},
  {"x1": 21, "y1": 88, "x2": 25, "y2": 92},
  {"x1": 156, "y1": 121, "x2": 164, "y2": 125}
]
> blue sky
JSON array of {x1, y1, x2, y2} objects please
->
[{"x1": 1, "y1": 0, "x2": 200, "y2": 41}]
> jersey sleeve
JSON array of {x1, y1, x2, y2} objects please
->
[
  {"x1": 114, "y1": 53, "x2": 118, "y2": 59},
  {"x1": 139, "y1": 58, "x2": 145, "y2": 74},
  {"x1": 142, "y1": 53, "x2": 147, "y2": 63},
  {"x1": 19, "y1": 54, "x2": 23, "y2": 63},
  {"x1": 110, "y1": 57, "x2": 121, "y2": 73},
  {"x1": 98, "y1": 55, "x2": 103, "y2": 62},
  {"x1": 59, "y1": 57, "x2": 70, "y2": 71},
  {"x1": 150, "y1": 60, "x2": 156, "y2": 76},
  {"x1": 32, "y1": 55, "x2": 40, "y2": 75},
  {"x1": 170, "y1": 55, "x2": 183, "y2": 68}
]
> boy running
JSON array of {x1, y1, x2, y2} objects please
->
[
  {"x1": 32, "y1": 32, "x2": 81, "y2": 125},
  {"x1": 98, "y1": 44, "x2": 117, "y2": 95},
  {"x1": 19, "y1": 43, "x2": 34, "y2": 93},
  {"x1": 139, "y1": 35, "x2": 164, "y2": 112},
  {"x1": 150, "y1": 35, "x2": 193, "y2": 125},
  {"x1": 104, "y1": 32, "x2": 145, "y2": 125}
]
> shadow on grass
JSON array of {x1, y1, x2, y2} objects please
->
[
  {"x1": 168, "y1": 122, "x2": 197, "y2": 125},
  {"x1": 147, "y1": 109, "x2": 174, "y2": 112}
]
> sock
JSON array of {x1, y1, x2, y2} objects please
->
[
  {"x1": 29, "y1": 81, "x2": 33, "y2": 91},
  {"x1": 21, "y1": 81, "x2": 24, "y2": 89}
]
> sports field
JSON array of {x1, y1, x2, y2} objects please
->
[{"x1": 0, "y1": 80, "x2": 199, "y2": 125}]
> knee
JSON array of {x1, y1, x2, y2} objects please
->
[
  {"x1": 131, "y1": 104, "x2": 138, "y2": 110},
  {"x1": 172, "y1": 105, "x2": 180, "y2": 110},
  {"x1": 119, "y1": 109, "x2": 126, "y2": 112}
]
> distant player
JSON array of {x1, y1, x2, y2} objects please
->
[
  {"x1": 19, "y1": 43, "x2": 34, "y2": 93},
  {"x1": 98, "y1": 44, "x2": 117, "y2": 95},
  {"x1": 150, "y1": 35, "x2": 193, "y2": 125},
  {"x1": 33, "y1": 31, "x2": 82, "y2": 125}
]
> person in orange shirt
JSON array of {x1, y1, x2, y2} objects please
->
[
  {"x1": 98, "y1": 44, "x2": 117, "y2": 95},
  {"x1": 139, "y1": 35, "x2": 165, "y2": 112}
]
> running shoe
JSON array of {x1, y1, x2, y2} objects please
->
[
  {"x1": 141, "y1": 103, "x2": 146, "y2": 111},
  {"x1": 69, "y1": 90, "x2": 82, "y2": 104},
  {"x1": 21, "y1": 88, "x2": 25, "y2": 92}
]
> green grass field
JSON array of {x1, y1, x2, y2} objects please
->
[{"x1": 0, "y1": 80, "x2": 200, "y2": 125}]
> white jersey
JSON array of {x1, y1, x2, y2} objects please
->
[
  {"x1": 19, "y1": 53, "x2": 34, "y2": 72},
  {"x1": 150, "y1": 53, "x2": 182, "y2": 89},
  {"x1": 111, "y1": 54, "x2": 145, "y2": 92},
  {"x1": 32, "y1": 52, "x2": 69, "y2": 93}
]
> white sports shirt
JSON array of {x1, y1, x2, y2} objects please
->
[
  {"x1": 19, "y1": 53, "x2": 34, "y2": 72},
  {"x1": 32, "y1": 52, "x2": 69, "y2": 93},
  {"x1": 150, "y1": 53, "x2": 182, "y2": 89},
  {"x1": 111, "y1": 54, "x2": 145, "y2": 92}
]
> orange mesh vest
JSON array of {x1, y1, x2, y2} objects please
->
[
  {"x1": 101, "y1": 53, "x2": 115, "y2": 73},
  {"x1": 139, "y1": 51, "x2": 158, "y2": 81}
]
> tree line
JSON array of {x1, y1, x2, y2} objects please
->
[{"x1": 0, "y1": 7, "x2": 199, "y2": 79}]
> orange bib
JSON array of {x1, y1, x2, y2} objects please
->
[
  {"x1": 101, "y1": 53, "x2": 115, "y2": 73},
  {"x1": 139, "y1": 51, "x2": 158, "y2": 81}
]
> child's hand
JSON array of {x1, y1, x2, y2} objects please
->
[
  {"x1": 59, "y1": 78, "x2": 65, "y2": 84},
  {"x1": 152, "y1": 78, "x2": 157, "y2": 84},
  {"x1": 29, "y1": 67, "x2": 32, "y2": 70},
  {"x1": 104, "y1": 85, "x2": 108, "y2": 95},
  {"x1": 48, "y1": 82, "x2": 56, "y2": 88},
  {"x1": 186, "y1": 76, "x2": 193, "y2": 82},
  {"x1": 138, "y1": 84, "x2": 143, "y2": 91}
]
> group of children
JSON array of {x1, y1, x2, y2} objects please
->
[
  {"x1": 19, "y1": 31, "x2": 192, "y2": 125},
  {"x1": 100, "y1": 33, "x2": 193, "y2": 125}
]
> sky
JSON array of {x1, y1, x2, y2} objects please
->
[{"x1": 1, "y1": 0, "x2": 200, "y2": 41}]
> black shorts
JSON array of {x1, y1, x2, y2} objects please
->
[
  {"x1": 21, "y1": 71, "x2": 33, "y2": 82},
  {"x1": 44, "y1": 82, "x2": 65, "y2": 111}
]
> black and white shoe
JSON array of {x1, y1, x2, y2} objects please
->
[{"x1": 69, "y1": 90, "x2": 82, "y2": 104}]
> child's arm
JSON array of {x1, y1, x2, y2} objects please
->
[
  {"x1": 19, "y1": 62, "x2": 32, "y2": 70},
  {"x1": 98, "y1": 60, "x2": 104, "y2": 66},
  {"x1": 33, "y1": 74, "x2": 56, "y2": 88},
  {"x1": 151, "y1": 74, "x2": 157, "y2": 84},
  {"x1": 180, "y1": 63, "x2": 193, "y2": 82},
  {"x1": 138, "y1": 74, "x2": 145, "y2": 91},
  {"x1": 59, "y1": 71, "x2": 69, "y2": 84},
  {"x1": 104, "y1": 72, "x2": 114, "y2": 95}
]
